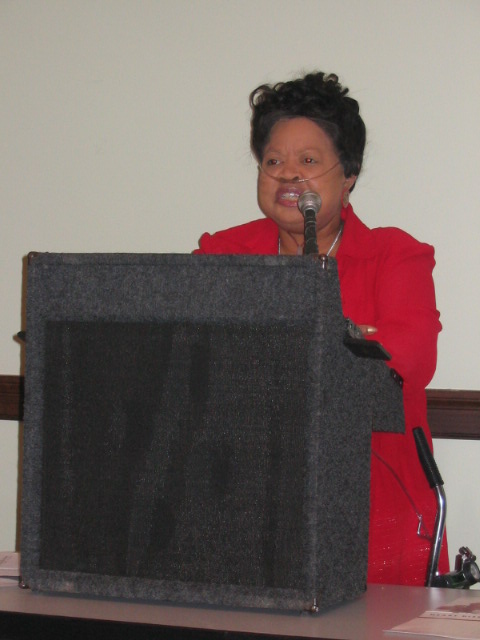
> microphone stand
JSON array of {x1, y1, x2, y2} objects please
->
[
  {"x1": 298, "y1": 192, "x2": 324, "y2": 263},
  {"x1": 303, "y1": 207, "x2": 319, "y2": 256},
  {"x1": 303, "y1": 209, "x2": 330, "y2": 269}
]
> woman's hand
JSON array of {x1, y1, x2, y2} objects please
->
[{"x1": 358, "y1": 325, "x2": 377, "y2": 336}]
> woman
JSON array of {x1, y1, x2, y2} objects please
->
[{"x1": 195, "y1": 72, "x2": 449, "y2": 585}]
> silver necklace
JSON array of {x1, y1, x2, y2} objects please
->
[
  {"x1": 278, "y1": 222, "x2": 343, "y2": 256},
  {"x1": 326, "y1": 222, "x2": 343, "y2": 256}
]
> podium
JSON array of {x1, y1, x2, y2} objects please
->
[{"x1": 20, "y1": 254, "x2": 404, "y2": 612}]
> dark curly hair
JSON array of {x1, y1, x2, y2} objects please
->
[{"x1": 250, "y1": 72, "x2": 366, "y2": 183}]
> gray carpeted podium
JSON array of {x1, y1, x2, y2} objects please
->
[{"x1": 20, "y1": 253, "x2": 404, "y2": 612}]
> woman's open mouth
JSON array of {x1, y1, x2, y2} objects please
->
[{"x1": 276, "y1": 187, "x2": 304, "y2": 206}]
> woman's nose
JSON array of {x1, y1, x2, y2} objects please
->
[{"x1": 278, "y1": 158, "x2": 302, "y2": 183}]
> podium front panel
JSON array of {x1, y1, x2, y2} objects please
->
[{"x1": 21, "y1": 254, "x2": 404, "y2": 611}]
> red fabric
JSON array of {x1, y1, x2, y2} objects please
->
[{"x1": 194, "y1": 205, "x2": 449, "y2": 585}]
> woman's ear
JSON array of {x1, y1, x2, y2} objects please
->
[
  {"x1": 345, "y1": 175, "x2": 357, "y2": 192},
  {"x1": 341, "y1": 176, "x2": 357, "y2": 207}
]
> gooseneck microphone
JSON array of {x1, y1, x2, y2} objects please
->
[{"x1": 297, "y1": 191, "x2": 322, "y2": 256}]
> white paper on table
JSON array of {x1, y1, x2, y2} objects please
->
[{"x1": 386, "y1": 596, "x2": 480, "y2": 639}]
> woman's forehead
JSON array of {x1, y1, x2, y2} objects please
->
[{"x1": 265, "y1": 117, "x2": 336, "y2": 154}]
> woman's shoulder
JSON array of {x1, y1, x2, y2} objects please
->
[
  {"x1": 372, "y1": 224, "x2": 433, "y2": 253},
  {"x1": 195, "y1": 218, "x2": 278, "y2": 254},
  {"x1": 343, "y1": 208, "x2": 435, "y2": 260}
]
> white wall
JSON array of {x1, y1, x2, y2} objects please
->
[{"x1": 1, "y1": 0, "x2": 479, "y2": 578}]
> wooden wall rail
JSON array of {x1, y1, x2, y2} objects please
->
[
  {"x1": 0, "y1": 375, "x2": 24, "y2": 423},
  {"x1": 1, "y1": 374, "x2": 479, "y2": 439}
]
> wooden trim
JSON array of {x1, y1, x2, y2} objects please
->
[
  {"x1": 0, "y1": 375, "x2": 24, "y2": 421},
  {"x1": 426, "y1": 389, "x2": 480, "y2": 440},
  {"x1": 1, "y1": 375, "x2": 479, "y2": 439}
]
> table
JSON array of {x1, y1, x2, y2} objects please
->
[{"x1": 1, "y1": 583, "x2": 479, "y2": 639}]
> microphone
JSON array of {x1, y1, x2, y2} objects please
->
[{"x1": 297, "y1": 191, "x2": 322, "y2": 256}]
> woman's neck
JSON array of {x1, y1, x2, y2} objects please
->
[{"x1": 278, "y1": 222, "x2": 343, "y2": 256}]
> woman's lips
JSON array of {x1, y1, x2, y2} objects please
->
[{"x1": 275, "y1": 186, "x2": 304, "y2": 207}]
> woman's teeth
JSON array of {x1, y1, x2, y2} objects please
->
[{"x1": 280, "y1": 191, "x2": 300, "y2": 201}]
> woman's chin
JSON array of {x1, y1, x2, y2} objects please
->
[{"x1": 262, "y1": 208, "x2": 304, "y2": 231}]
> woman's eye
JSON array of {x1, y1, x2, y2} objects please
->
[
  {"x1": 303, "y1": 157, "x2": 317, "y2": 165},
  {"x1": 265, "y1": 158, "x2": 280, "y2": 166}
]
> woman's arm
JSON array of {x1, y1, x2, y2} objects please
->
[{"x1": 371, "y1": 239, "x2": 441, "y2": 389}]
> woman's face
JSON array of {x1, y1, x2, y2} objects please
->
[{"x1": 257, "y1": 117, "x2": 356, "y2": 237}]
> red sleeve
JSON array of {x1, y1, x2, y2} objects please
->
[
  {"x1": 339, "y1": 227, "x2": 441, "y2": 390},
  {"x1": 371, "y1": 235, "x2": 441, "y2": 389}
]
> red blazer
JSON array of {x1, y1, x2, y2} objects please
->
[{"x1": 195, "y1": 205, "x2": 449, "y2": 585}]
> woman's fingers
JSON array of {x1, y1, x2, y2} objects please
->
[{"x1": 358, "y1": 324, "x2": 378, "y2": 336}]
